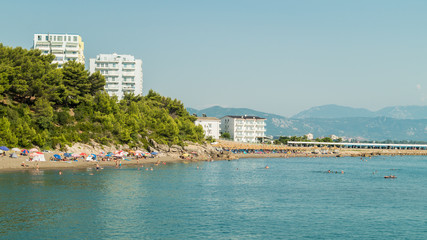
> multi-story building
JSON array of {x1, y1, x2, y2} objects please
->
[
  {"x1": 195, "y1": 117, "x2": 221, "y2": 139},
  {"x1": 220, "y1": 115, "x2": 266, "y2": 143},
  {"x1": 32, "y1": 33, "x2": 84, "y2": 68},
  {"x1": 89, "y1": 53, "x2": 143, "y2": 100}
]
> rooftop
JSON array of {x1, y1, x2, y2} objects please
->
[
  {"x1": 196, "y1": 117, "x2": 220, "y2": 121},
  {"x1": 222, "y1": 115, "x2": 266, "y2": 120}
]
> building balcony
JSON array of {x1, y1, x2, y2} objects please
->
[
  {"x1": 65, "y1": 54, "x2": 78, "y2": 58},
  {"x1": 122, "y1": 71, "x2": 135, "y2": 77},
  {"x1": 122, "y1": 66, "x2": 135, "y2": 70},
  {"x1": 122, "y1": 86, "x2": 135, "y2": 90},
  {"x1": 105, "y1": 71, "x2": 119, "y2": 76},
  {"x1": 105, "y1": 85, "x2": 119, "y2": 90}
]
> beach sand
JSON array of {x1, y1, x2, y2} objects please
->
[
  {"x1": 0, "y1": 148, "x2": 426, "y2": 172},
  {"x1": 0, "y1": 152, "x2": 189, "y2": 171}
]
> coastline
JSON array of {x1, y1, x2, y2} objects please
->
[{"x1": 1, "y1": 147, "x2": 426, "y2": 172}]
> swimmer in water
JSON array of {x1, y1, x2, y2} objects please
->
[
  {"x1": 265, "y1": 165, "x2": 269, "y2": 169},
  {"x1": 59, "y1": 171, "x2": 62, "y2": 175}
]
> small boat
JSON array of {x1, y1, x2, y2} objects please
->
[{"x1": 384, "y1": 175, "x2": 397, "y2": 179}]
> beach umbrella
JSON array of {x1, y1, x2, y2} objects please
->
[
  {"x1": 106, "y1": 153, "x2": 113, "y2": 157},
  {"x1": 21, "y1": 149, "x2": 29, "y2": 155},
  {"x1": 64, "y1": 153, "x2": 72, "y2": 157},
  {"x1": 151, "y1": 152, "x2": 158, "y2": 155},
  {"x1": 11, "y1": 148, "x2": 20, "y2": 152},
  {"x1": 72, "y1": 153, "x2": 80, "y2": 157},
  {"x1": 29, "y1": 148, "x2": 38, "y2": 152},
  {"x1": 80, "y1": 153, "x2": 87, "y2": 156},
  {"x1": 0, "y1": 146, "x2": 9, "y2": 151},
  {"x1": 90, "y1": 154, "x2": 97, "y2": 160},
  {"x1": 36, "y1": 152, "x2": 43, "y2": 155},
  {"x1": 53, "y1": 154, "x2": 62, "y2": 160}
]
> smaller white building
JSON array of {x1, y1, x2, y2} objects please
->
[
  {"x1": 305, "y1": 133, "x2": 314, "y2": 140},
  {"x1": 195, "y1": 117, "x2": 221, "y2": 139}
]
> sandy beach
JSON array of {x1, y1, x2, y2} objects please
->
[{"x1": 1, "y1": 147, "x2": 426, "y2": 172}]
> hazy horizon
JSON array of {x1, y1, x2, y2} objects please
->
[{"x1": 2, "y1": 0, "x2": 427, "y2": 117}]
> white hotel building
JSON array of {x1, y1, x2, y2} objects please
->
[
  {"x1": 195, "y1": 117, "x2": 221, "y2": 139},
  {"x1": 89, "y1": 53, "x2": 143, "y2": 100},
  {"x1": 32, "y1": 33, "x2": 85, "y2": 68},
  {"x1": 220, "y1": 115, "x2": 267, "y2": 143}
]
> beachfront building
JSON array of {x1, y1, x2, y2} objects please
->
[
  {"x1": 305, "y1": 133, "x2": 314, "y2": 140},
  {"x1": 195, "y1": 117, "x2": 221, "y2": 139},
  {"x1": 32, "y1": 33, "x2": 85, "y2": 68},
  {"x1": 89, "y1": 53, "x2": 143, "y2": 100},
  {"x1": 220, "y1": 115, "x2": 266, "y2": 143}
]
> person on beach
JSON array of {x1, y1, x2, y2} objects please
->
[{"x1": 96, "y1": 163, "x2": 100, "y2": 170}]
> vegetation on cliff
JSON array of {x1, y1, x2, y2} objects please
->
[{"x1": 0, "y1": 44, "x2": 204, "y2": 149}]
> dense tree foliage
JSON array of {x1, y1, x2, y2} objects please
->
[{"x1": 0, "y1": 44, "x2": 204, "y2": 149}]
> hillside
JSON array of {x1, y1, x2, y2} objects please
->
[
  {"x1": 188, "y1": 106, "x2": 427, "y2": 141},
  {"x1": 0, "y1": 44, "x2": 204, "y2": 149}
]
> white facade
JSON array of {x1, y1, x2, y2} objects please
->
[
  {"x1": 33, "y1": 33, "x2": 85, "y2": 68},
  {"x1": 220, "y1": 115, "x2": 266, "y2": 143},
  {"x1": 305, "y1": 133, "x2": 314, "y2": 140},
  {"x1": 195, "y1": 117, "x2": 221, "y2": 139},
  {"x1": 89, "y1": 53, "x2": 143, "y2": 100}
]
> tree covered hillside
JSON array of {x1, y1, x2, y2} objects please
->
[{"x1": 0, "y1": 44, "x2": 204, "y2": 149}]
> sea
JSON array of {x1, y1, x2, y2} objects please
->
[{"x1": 0, "y1": 155, "x2": 426, "y2": 239}]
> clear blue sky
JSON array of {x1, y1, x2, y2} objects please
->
[{"x1": 1, "y1": 0, "x2": 426, "y2": 117}]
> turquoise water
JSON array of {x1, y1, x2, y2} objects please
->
[{"x1": 1, "y1": 156, "x2": 426, "y2": 239}]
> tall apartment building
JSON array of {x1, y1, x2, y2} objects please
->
[
  {"x1": 195, "y1": 117, "x2": 221, "y2": 139},
  {"x1": 32, "y1": 33, "x2": 84, "y2": 68},
  {"x1": 89, "y1": 53, "x2": 143, "y2": 100},
  {"x1": 220, "y1": 115, "x2": 267, "y2": 143}
]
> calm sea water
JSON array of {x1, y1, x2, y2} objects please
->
[{"x1": 0, "y1": 156, "x2": 426, "y2": 239}]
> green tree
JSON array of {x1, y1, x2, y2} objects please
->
[
  {"x1": 34, "y1": 98, "x2": 54, "y2": 129},
  {"x1": 221, "y1": 132, "x2": 231, "y2": 140},
  {"x1": 88, "y1": 71, "x2": 106, "y2": 95}
]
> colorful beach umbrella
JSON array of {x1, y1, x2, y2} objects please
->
[
  {"x1": 11, "y1": 148, "x2": 21, "y2": 152},
  {"x1": 72, "y1": 153, "x2": 80, "y2": 157},
  {"x1": 80, "y1": 153, "x2": 87, "y2": 156},
  {"x1": 29, "y1": 148, "x2": 38, "y2": 152},
  {"x1": 0, "y1": 146, "x2": 9, "y2": 151},
  {"x1": 53, "y1": 154, "x2": 62, "y2": 160},
  {"x1": 21, "y1": 149, "x2": 29, "y2": 154},
  {"x1": 64, "y1": 153, "x2": 72, "y2": 157}
]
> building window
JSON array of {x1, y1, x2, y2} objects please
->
[
  {"x1": 73, "y1": 36, "x2": 77, "y2": 41},
  {"x1": 37, "y1": 35, "x2": 41, "y2": 40}
]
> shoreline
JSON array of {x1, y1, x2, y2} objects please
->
[{"x1": 1, "y1": 148, "x2": 426, "y2": 172}]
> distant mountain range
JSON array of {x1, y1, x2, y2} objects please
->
[
  {"x1": 187, "y1": 105, "x2": 427, "y2": 141},
  {"x1": 292, "y1": 104, "x2": 427, "y2": 119}
]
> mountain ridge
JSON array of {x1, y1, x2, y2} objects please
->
[
  {"x1": 292, "y1": 104, "x2": 427, "y2": 119},
  {"x1": 187, "y1": 105, "x2": 427, "y2": 141}
]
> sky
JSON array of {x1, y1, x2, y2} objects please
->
[{"x1": 1, "y1": 0, "x2": 427, "y2": 117}]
